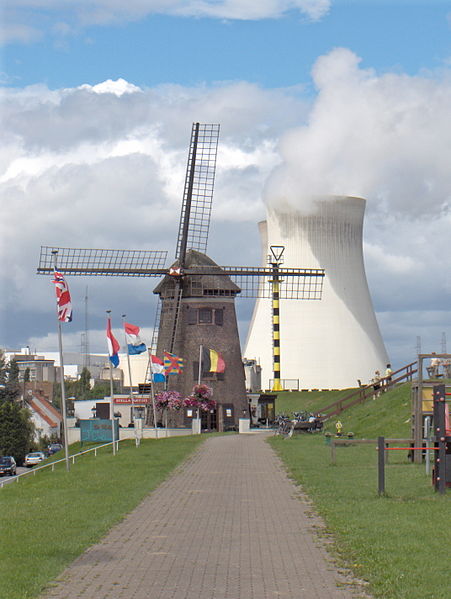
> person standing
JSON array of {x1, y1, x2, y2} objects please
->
[
  {"x1": 384, "y1": 363, "x2": 393, "y2": 390},
  {"x1": 372, "y1": 370, "x2": 381, "y2": 399}
]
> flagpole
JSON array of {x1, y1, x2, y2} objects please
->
[
  {"x1": 196, "y1": 344, "x2": 203, "y2": 424},
  {"x1": 149, "y1": 374, "x2": 159, "y2": 439},
  {"x1": 198, "y1": 344, "x2": 203, "y2": 385},
  {"x1": 52, "y1": 251, "x2": 70, "y2": 472},
  {"x1": 163, "y1": 349, "x2": 168, "y2": 391},
  {"x1": 122, "y1": 314, "x2": 135, "y2": 425},
  {"x1": 106, "y1": 311, "x2": 117, "y2": 456}
]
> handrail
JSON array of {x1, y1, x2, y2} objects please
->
[
  {"x1": 318, "y1": 361, "x2": 418, "y2": 421},
  {"x1": 0, "y1": 439, "x2": 125, "y2": 489}
]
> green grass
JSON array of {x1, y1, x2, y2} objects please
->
[
  {"x1": 269, "y1": 383, "x2": 451, "y2": 599},
  {"x1": 0, "y1": 436, "x2": 204, "y2": 599},
  {"x1": 275, "y1": 389, "x2": 351, "y2": 415},
  {"x1": 3, "y1": 385, "x2": 449, "y2": 599}
]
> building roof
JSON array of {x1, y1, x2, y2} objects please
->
[
  {"x1": 154, "y1": 249, "x2": 241, "y2": 297},
  {"x1": 27, "y1": 391, "x2": 62, "y2": 428}
]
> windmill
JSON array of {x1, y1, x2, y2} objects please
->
[{"x1": 37, "y1": 123, "x2": 325, "y2": 430}]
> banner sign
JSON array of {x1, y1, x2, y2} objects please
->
[
  {"x1": 80, "y1": 419, "x2": 120, "y2": 443},
  {"x1": 114, "y1": 397, "x2": 150, "y2": 404}
]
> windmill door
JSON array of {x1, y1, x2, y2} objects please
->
[{"x1": 201, "y1": 409, "x2": 217, "y2": 431}]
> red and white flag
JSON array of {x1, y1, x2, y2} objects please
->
[
  {"x1": 149, "y1": 354, "x2": 166, "y2": 382},
  {"x1": 107, "y1": 317, "x2": 120, "y2": 367},
  {"x1": 52, "y1": 271, "x2": 72, "y2": 322}
]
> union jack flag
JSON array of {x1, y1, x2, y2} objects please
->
[
  {"x1": 52, "y1": 271, "x2": 72, "y2": 322},
  {"x1": 163, "y1": 351, "x2": 184, "y2": 375}
]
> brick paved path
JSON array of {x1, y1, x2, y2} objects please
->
[{"x1": 42, "y1": 434, "x2": 368, "y2": 599}]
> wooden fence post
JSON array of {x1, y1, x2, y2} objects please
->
[{"x1": 378, "y1": 436, "x2": 385, "y2": 496}]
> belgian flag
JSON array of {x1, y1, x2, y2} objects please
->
[{"x1": 202, "y1": 347, "x2": 226, "y2": 374}]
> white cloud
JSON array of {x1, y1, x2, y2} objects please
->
[
  {"x1": 78, "y1": 79, "x2": 143, "y2": 96},
  {"x1": 4, "y1": 1, "x2": 331, "y2": 46},
  {"x1": 363, "y1": 243, "x2": 415, "y2": 275},
  {"x1": 0, "y1": 22, "x2": 42, "y2": 45},
  {"x1": 0, "y1": 77, "x2": 306, "y2": 352},
  {"x1": 27, "y1": 326, "x2": 155, "y2": 354},
  {"x1": 2, "y1": 52, "x2": 451, "y2": 366}
]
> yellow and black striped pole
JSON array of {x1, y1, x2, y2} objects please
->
[{"x1": 269, "y1": 246, "x2": 285, "y2": 392}]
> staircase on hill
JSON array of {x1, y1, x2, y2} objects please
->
[{"x1": 317, "y1": 362, "x2": 417, "y2": 421}]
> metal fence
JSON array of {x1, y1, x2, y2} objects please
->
[{"x1": 0, "y1": 439, "x2": 124, "y2": 489}]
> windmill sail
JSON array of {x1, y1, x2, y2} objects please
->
[
  {"x1": 176, "y1": 123, "x2": 220, "y2": 265},
  {"x1": 36, "y1": 122, "x2": 326, "y2": 430}
]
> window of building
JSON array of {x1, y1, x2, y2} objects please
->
[
  {"x1": 187, "y1": 307, "x2": 224, "y2": 326},
  {"x1": 198, "y1": 308, "x2": 212, "y2": 324}
]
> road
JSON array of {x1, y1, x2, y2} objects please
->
[{"x1": 0, "y1": 466, "x2": 29, "y2": 487}]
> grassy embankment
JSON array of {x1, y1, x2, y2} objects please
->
[
  {"x1": 270, "y1": 383, "x2": 450, "y2": 599},
  {"x1": 0, "y1": 435, "x2": 204, "y2": 599}
]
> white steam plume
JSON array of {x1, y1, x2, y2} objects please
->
[{"x1": 264, "y1": 47, "x2": 451, "y2": 218}]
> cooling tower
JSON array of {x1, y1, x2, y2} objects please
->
[{"x1": 243, "y1": 196, "x2": 388, "y2": 390}]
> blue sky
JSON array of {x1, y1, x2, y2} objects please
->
[
  {"x1": 4, "y1": 2, "x2": 451, "y2": 89},
  {"x1": 1, "y1": 0, "x2": 451, "y2": 375}
]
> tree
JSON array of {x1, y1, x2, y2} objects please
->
[
  {"x1": 0, "y1": 353, "x2": 21, "y2": 404},
  {"x1": 0, "y1": 350, "x2": 8, "y2": 403},
  {"x1": 78, "y1": 367, "x2": 91, "y2": 400},
  {"x1": 52, "y1": 370, "x2": 119, "y2": 405},
  {"x1": 88, "y1": 379, "x2": 120, "y2": 399},
  {"x1": 0, "y1": 401, "x2": 35, "y2": 463},
  {"x1": 6, "y1": 359, "x2": 21, "y2": 401},
  {"x1": 0, "y1": 351, "x2": 35, "y2": 461}
]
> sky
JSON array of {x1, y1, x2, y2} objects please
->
[{"x1": 1, "y1": 0, "x2": 451, "y2": 372}]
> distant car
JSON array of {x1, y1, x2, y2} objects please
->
[
  {"x1": 24, "y1": 452, "x2": 46, "y2": 467},
  {"x1": 47, "y1": 443, "x2": 63, "y2": 455},
  {"x1": 0, "y1": 456, "x2": 17, "y2": 476}
]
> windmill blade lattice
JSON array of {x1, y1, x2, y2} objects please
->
[
  {"x1": 37, "y1": 246, "x2": 168, "y2": 276},
  {"x1": 176, "y1": 123, "x2": 220, "y2": 264},
  {"x1": 224, "y1": 267, "x2": 325, "y2": 299}
]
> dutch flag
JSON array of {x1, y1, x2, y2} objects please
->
[
  {"x1": 150, "y1": 354, "x2": 166, "y2": 383},
  {"x1": 124, "y1": 322, "x2": 147, "y2": 355},
  {"x1": 106, "y1": 318, "x2": 120, "y2": 367}
]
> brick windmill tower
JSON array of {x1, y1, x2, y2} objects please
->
[
  {"x1": 37, "y1": 123, "x2": 325, "y2": 431},
  {"x1": 154, "y1": 249, "x2": 247, "y2": 430}
]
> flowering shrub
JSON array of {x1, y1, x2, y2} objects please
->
[
  {"x1": 186, "y1": 384, "x2": 216, "y2": 412},
  {"x1": 154, "y1": 391, "x2": 184, "y2": 411},
  {"x1": 184, "y1": 396, "x2": 201, "y2": 408},
  {"x1": 192, "y1": 384, "x2": 213, "y2": 400}
]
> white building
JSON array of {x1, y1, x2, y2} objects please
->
[
  {"x1": 244, "y1": 196, "x2": 388, "y2": 390},
  {"x1": 26, "y1": 390, "x2": 62, "y2": 441}
]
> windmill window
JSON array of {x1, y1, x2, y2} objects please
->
[
  {"x1": 198, "y1": 308, "x2": 213, "y2": 323},
  {"x1": 187, "y1": 308, "x2": 197, "y2": 325},
  {"x1": 187, "y1": 307, "x2": 224, "y2": 326}
]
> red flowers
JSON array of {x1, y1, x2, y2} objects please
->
[{"x1": 155, "y1": 385, "x2": 217, "y2": 413}]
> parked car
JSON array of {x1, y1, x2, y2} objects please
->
[
  {"x1": 0, "y1": 456, "x2": 17, "y2": 476},
  {"x1": 24, "y1": 452, "x2": 46, "y2": 467},
  {"x1": 47, "y1": 443, "x2": 63, "y2": 455}
]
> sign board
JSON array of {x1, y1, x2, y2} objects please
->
[
  {"x1": 114, "y1": 397, "x2": 150, "y2": 404},
  {"x1": 421, "y1": 387, "x2": 434, "y2": 412},
  {"x1": 80, "y1": 419, "x2": 119, "y2": 443}
]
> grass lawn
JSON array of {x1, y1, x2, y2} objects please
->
[
  {"x1": 2, "y1": 383, "x2": 450, "y2": 599},
  {"x1": 269, "y1": 383, "x2": 451, "y2": 599},
  {"x1": 275, "y1": 389, "x2": 352, "y2": 415},
  {"x1": 0, "y1": 435, "x2": 204, "y2": 599}
]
